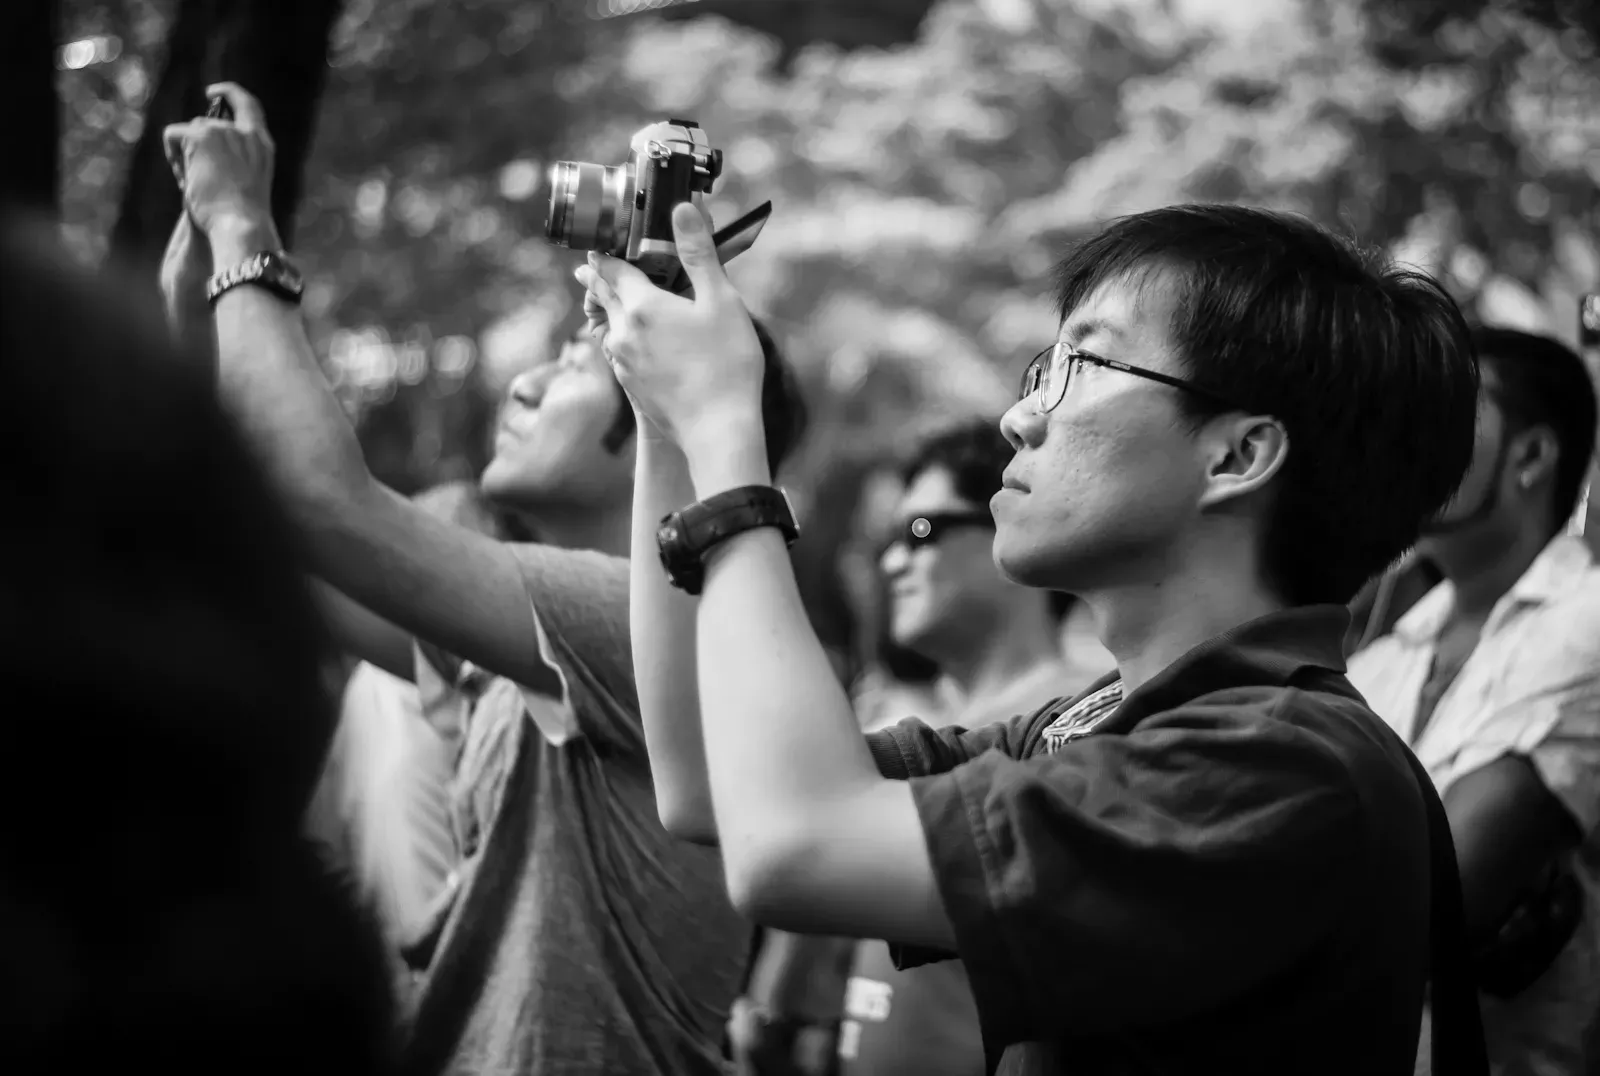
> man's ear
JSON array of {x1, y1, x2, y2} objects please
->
[
  {"x1": 1197, "y1": 413, "x2": 1290, "y2": 511},
  {"x1": 1508, "y1": 424, "x2": 1560, "y2": 491}
]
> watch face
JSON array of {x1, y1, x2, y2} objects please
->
[
  {"x1": 657, "y1": 519, "x2": 687, "y2": 583},
  {"x1": 268, "y1": 254, "x2": 306, "y2": 293}
]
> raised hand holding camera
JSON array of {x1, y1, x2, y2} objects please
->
[
  {"x1": 577, "y1": 201, "x2": 770, "y2": 487},
  {"x1": 546, "y1": 119, "x2": 722, "y2": 288},
  {"x1": 546, "y1": 118, "x2": 772, "y2": 338}
]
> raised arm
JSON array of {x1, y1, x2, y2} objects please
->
[
  {"x1": 631, "y1": 428, "x2": 718, "y2": 841},
  {"x1": 580, "y1": 205, "x2": 954, "y2": 947},
  {"x1": 165, "y1": 84, "x2": 553, "y2": 692}
]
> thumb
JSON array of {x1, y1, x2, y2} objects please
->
[
  {"x1": 162, "y1": 122, "x2": 190, "y2": 186},
  {"x1": 671, "y1": 201, "x2": 728, "y2": 301}
]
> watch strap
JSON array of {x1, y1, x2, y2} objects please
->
[
  {"x1": 659, "y1": 485, "x2": 798, "y2": 595},
  {"x1": 206, "y1": 249, "x2": 303, "y2": 306}
]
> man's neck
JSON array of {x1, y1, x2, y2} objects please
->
[
  {"x1": 1437, "y1": 524, "x2": 1551, "y2": 624},
  {"x1": 937, "y1": 600, "x2": 1061, "y2": 704},
  {"x1": 506, "y1": 501, "x2": 633, "y2": 558},
  {"x1": 1086, "y1": 574, "x2": 1284, "y2": 695}
]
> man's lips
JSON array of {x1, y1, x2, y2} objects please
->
[
  {"x1": 497, "y1": 412, "x2": 538, "y2": 442},
  {"x1": 1000, "y1": 472, "x2": 1029, "y2": 492}
]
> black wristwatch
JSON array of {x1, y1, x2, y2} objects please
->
[
  {"x1": 657, "y1": 485, "x2": 799, "y2": 596},
  {"x1": 206, "y1": 249, "x2": 305, "y2": 306}
]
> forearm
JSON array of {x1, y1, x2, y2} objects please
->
[
  {"x1": 632, "y1": 431, "x2": 718, "y2": 840},
  {"x1": 687, "y1": 431, "x2": 883, "y2": 897},
  {"x1": 208, "y1": 217, "x2": 376, "y2": 515},
  {"x1": 1446, "y1": 753, "x2": 1584, "y2": 942},
  {"x1": 311, "y1": 577, "x2": 417, "y2": 681}
]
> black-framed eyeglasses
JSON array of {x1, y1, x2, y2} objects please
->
[
  {"x1": 1018, "y1": 342, "x2": 1238, "y2": 415},
  {"x1": 880, "y1": 511, "x2": 994, "y2": 556}
]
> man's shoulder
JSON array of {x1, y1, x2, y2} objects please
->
[
  {"x1": 1536, "y1": 563, "x2": 1600, "y2": 642},
  {"x1": 1141, "y1": 683, "x2": 1433, "y2": 872},
  {"x1": 503, "y1": 540, "x2": 632, "y2": 632},
  {"x1": 505, "y1": 540, "x2": 629, "y2": 578},
  {"x1": 1149, "y1": 679, "x2": 1421, "y2": 799}
]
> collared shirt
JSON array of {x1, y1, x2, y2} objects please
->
[
  {"x1": 1349, "y1": 535, "x2": 1600, "y2": 1076},
  {"x1": 865, "y1": 606, "x2": 1436, "y2": 1076},
  {"x1": 843, "y1": 655, "x2": 1092, "y2": 1076}
]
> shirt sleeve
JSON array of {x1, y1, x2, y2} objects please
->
[
  {"x1": 503, "y1": 543, "x2": 643, "y2": 757},
  {"x1": 1448, "y1": 595, "x2": 1600, "y2": 835},
  {"x1": 900, "y1": 694, "x2": 1366, "y2": 1042},
  {"x1": 866, "y1": 706, "x2": 1052, "y2": 780}
]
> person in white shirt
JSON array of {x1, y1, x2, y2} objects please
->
[
  {"x1": 305, "y1": 481, "x2": 516, "y2": 954},
  {"x1": 1348, "y1": 326, "x2": 1600, "y2": 1076}
]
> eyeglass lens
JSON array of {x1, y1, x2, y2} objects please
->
[{"x1": 1020, "y1": 344, "x2": 1073, "y2": 412}]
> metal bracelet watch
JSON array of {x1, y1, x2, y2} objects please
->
[
  {"x1": 205, "y1": 249, "x2": 305, "y2": 307},
  {"x1": 656, "y1": 484, "x2": 799, "y2": 596}
]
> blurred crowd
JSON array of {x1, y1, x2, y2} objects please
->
[{"x1": 6, "y1": 64, "x2": 1600, "y2": 1076}]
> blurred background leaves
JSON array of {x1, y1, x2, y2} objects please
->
[{"x1": 55, "y1": 0, "x2": 1599, "y2": 502}]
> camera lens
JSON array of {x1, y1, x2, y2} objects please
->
[{"x1": 545, "y1": 161, "x2": 634, "y2": 255}]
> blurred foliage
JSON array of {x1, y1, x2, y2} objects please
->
[
  {"x1": 58, "y1": 0, "x2": 1600, "y2": 508},
  {"x1": 659, "y1": 0, "x2": 940, "y2": 64}
]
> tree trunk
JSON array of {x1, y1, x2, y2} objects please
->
[
  {"x1": 2, "y1": 0, "x2": 60, "y2": 221},
  {"x1": 108, "y1": 0, "x2": 343, "y2": 291}
]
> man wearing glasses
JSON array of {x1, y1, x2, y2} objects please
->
[
  {"x1": 731, "y1": 419, "x2": 1111, "y2": 1076},
  {"x1": 583, "y1": 202, "x2": 1489, "y2": 1073}
]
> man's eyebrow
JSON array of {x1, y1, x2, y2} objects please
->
[{"x1": 1059, "y1": 316, "x2": 1120, "y2": 347}]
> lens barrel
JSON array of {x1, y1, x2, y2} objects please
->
[{"x1": 544, "y1": 160, "x2": 634, "y2": 255}]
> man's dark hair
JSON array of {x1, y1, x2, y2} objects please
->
[
  {"x1": 1052, "y1": 204, "x2": 1480, "y2": 606},
  {"x1": 898, "y1": 416, "x2": 1010, "y2": 501},
  {"x1": 602, "y1": 317, "x2": 809, "y2": 473},
  {"x1": 1472, "y1": 326, "x2": 1597, "y2": 533},
  {"x1": 1, "y1": 215, "x2": 395, "y2": 1075},
  {"x1": 899, "y1": 417, "x2": 1071, "y2": 619}
]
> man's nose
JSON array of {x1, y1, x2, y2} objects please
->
[
  {"x1": 999, "y1": 398, "x2": 1044, "y2": 450},
  {"x1": 879, "y1": 540, "x2": 911, "y2": 578},
  {"x1": 507, "y1": 364, "x2": 556, "y2": 408}
]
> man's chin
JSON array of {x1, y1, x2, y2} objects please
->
[
  {"x1": 887, "y1": 617, "x2": 925, "y2": 654},
  {"x1": 476, "y1": 464, "x2": 511, "y2": 501},
  {"x1": 477, "y1": 462, "x2": 537, "y2": 507},
  {"x1": 993, "y1": 540, "x2": 1050, "y2": 589}
]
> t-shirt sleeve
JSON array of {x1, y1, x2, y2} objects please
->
[
  {"x1": 901, "y1": 695, "x2": 1366, "y2": 1042},
  {"x1": 504, "y1": 543, "x2": 643, "y2": 758}
]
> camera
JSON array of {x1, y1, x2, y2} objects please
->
[{"x1": 545, "y1": 119, "x2": 725, "y2": 288}]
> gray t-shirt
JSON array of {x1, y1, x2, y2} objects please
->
[{"x1": 400, "y1": 545, "x2": 747, "y2": 1076}]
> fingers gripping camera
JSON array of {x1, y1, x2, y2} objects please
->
[{"x1": 545, "y1": 119, "x2": 724, "y2": 289}]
